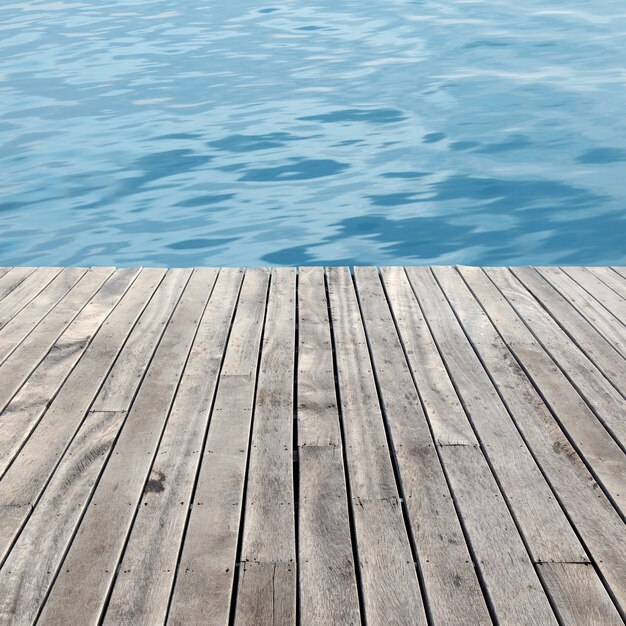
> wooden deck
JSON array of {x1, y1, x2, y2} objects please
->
[{"x1": 0, "y1": 266, "x2": 624, "y2": 625}]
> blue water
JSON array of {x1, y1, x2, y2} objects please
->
[{"x1": 1, "y1": 0, "x2": 626, "y2": 267}]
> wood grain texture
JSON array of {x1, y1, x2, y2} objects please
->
[
  {"x1": 584, "y1": 267, "x2": 626, "y2": 308},
  {"x1": 386, "y1": 267, "x2": 557, "y2": 624},
  {"x1": 354, "y1": 266, "x2": 490, "y2": 625},
  {"x1": 378, "y1": 268, "x2": 478, "y2": 447},
  {"x1": 539, "y1": 267, "x2": 626, "y2": 358},
  {"x1": 234, "y1": 268, "x2": 297, "y2": 626},
  {"x1": 0, "y1": 267, "x2": 62, "y2": 331},
  {"x1": 0, "y1": 268, "x2": 117, "y2": 412},
  {"x1": 0, "y1": 268, "x2": 165, "y2": 564},
  {"x1": 493, "y1": 267, "x2": 626, "y2": 447},
  {"x1": 538, "y1": 562, "x2": 623, "y2": 625},
  {"x1": 0, "y1": 267, "x2": 87, "y2": 368},
  {"x1": 167, "y1": 268, "x2": 269, "y2": 626},
  {"x1": 0, "y1": 410, "x2": 127, "y2": 625},
  {"x1": 440, "y1": 444, "x2": 558, "y2": 625},
  {"x1": 327, "y1": 266, "x2": 427, "y2": 626},
  {"x1": 512, "y1": 267, "x2": 626, "y2": 400},
  {"x1": 564, "y1": 267, "x2": 626, "y2": 326},
  {"x1": 410, "y1": 266, "x2": 583, "y2": 563},
  {"x1": 0, "y1": 266, "x2": 624, "y2": 624},
  {"x1": 37, "y1": 269, "x2": 212, "y2": 625},
  {"x1": 297, "y1": 267, "x2": 360, "y2": 626},
  {"x1": 0, "y1": 268, "x2": 131, "y2": 476},
  {"x1": 0, "y1": 268, "x2": 36, "y2": 304},
  {"x1": 471, "y1": 267, "x2": 626, "y2": 512},
  {"x1": 449, "y1": 267, "x2": 626, "y2": 612},
  {"x1": 104, "y1": 268, "x2": 243, "y2": 625},
  {"x1": 0, "y1": 271, "x2": 182, "y2": 623}
]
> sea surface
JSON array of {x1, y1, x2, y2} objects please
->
[{"x1": 1, "y1": 0, "x2": 626, "y2": 266}]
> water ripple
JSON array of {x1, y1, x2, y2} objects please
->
[{"x1": 1, "y1": 0, "x2": 625, "y2": 266}]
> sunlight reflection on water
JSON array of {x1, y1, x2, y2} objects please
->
[{"x1": 1, "y1": 0, "x2": 626, "y2": 266}]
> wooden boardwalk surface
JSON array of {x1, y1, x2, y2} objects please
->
[{"x1": 0, "y1": 265, "x2": 624, "y2": 625}]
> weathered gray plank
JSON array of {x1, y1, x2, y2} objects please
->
[
  {"x1": 409, "y1": 266, "x2": 584, "y2": 563},
  {"x1": 235, "y1": 562, "x2": 295, "y2": 626},
  {"x1": 460, "y1": 267, "x2": 626, "y2": 514},
  {"x1": 0, "y1": 268, "x2": 36, "y2": 303},
  {"x1": 0, "y1": 268, "x2": 134, "y2": 476},
  {"x1": 488, "y1": 268, "x2": 626, "y2": 452},
  {"x1": 566, "y1": 267, "x2": 626, "y2": 323},
  {"x1": 0, "y1": 271, "x2": 183, "y2": 622},
  {"x1": 234, "y1": 268, "x2": 297, "y2": 626},
  {"x1": 297, "y1": 267, "x2": 361, "y2": 626},
  {"x1": 0, "y1": 269, "x2": 166, "y2": 564},
  {"x1": 0, "y1": 268, "x2": 116, "y2": 413},
  {"x1": 382, "y1": 266, "x2": 558, "y2": 624},
  {"x1": 326, "y1": 266, "x2": 427, "y2": 626},
  {"x1": 512, "y1": 267, "x2": 626, "y2": 399},
  {"x1": 168, "y1": 268, "x2": 269, "y2": 625},
  {"x1": 538, "y1": 562, "x2": 623, "y2": 625},
  {"x1": 378, "y1": 268, "x2": 478, "y2": 448},
  {"x1": 441, "y1": 444, "x2": 558, "y2": 625},
  {"x1": 0, "y1": 410, "x2": 127, "y2": 625},
  {"x1": 611, "y1": 267, "x2": 626, "y2": 281},
  {"x1": 37, "y1": 269, "x2": 213, "y2": 625},
  {"x1": 0, "y1": 265, "x2": 624, "y2": 625},
  {"x1": 587, "y1": 267, "x2": 626, "y2": 304},
  {"x1": 0, "y1": 267, "x2": 87, "y2": 367},
  {"x1": 91, "y1": 270, "x2": 187, "y2": 412},
  {"x1": 104, "y1": 268, "x2": 243, "y2": 625},
  {"x1": 539, "y1": 268, "x2": 626, "y2": 357},
  {"x1": 0, "y1": 268, "x2": 11, "y2": 281},
  {"x1": 354, "y1": 266, "x2": 490, "y2": 625},
  {"x1": 0, "y1": 267, "x2": 63, "y2": 331},
  {"x1": 441, "y1": 266, "x2": 626, "y2": 613}
]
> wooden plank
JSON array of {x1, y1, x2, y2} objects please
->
[
  {"x1": 0, "y1": 271, "x2": 185, "y2": 623},
  {"x1": 538, "y1": 563, "x2": 623, "y2": 625},
  {"x1": 168, "y1": 269, "x2": 269, "y2": 625},
  {"x1": 91, "y1": 270, "x2": 189, "y2": 412},
  {"x1": 1, "y1": 264, "x2": 624, "y2": 625},
  {"x1": 326, "y1": 266, "x2": 427, "y2": 626},
  {"x1": 488, "y1": 268, "x2": 626, "y2": 451},
  {"x1": 512, "y1": 267, "x2": 626, "y2": 399},
  {"x1": 539, "y1": 268, "x2": 626, "y2": 357},
  {"x1": 381, "y1": 267, "x2": 558, "y2": 624},
  {"x1": 234, "y1": 268, "x2": 297, "y2": 626},
  {"x1": 379, "y1": 269, "x2": 479, "y2": 448},
  {"x1": 103, "y1": 268, "x2": 243, "y2": 625},
  {"x1": 0, "y1": 268, "x2": 116, "y2": 413},
  {"x1": 235, "y1": 562, "x2": 294, "y2": 626},
  {"x1": 0, "y1": 267, "x2": 87, "y2": 367},
  {"x1": 407, "y1": 266, "x2": 584, "y2": 563},
  {"x1": 354, "y1": 267, "x2": 490, "y2": 624},
  {"x1": 441, "y1": 444, "x2": 558, "y2": 625},
  {"x1": 566, "y1": 267, "x2": 626, "y2": 323},
  {"x1": 296, "y1": 267, "x2": 361, "y2": 626},
  {"x1": 0, "y1": 267, "x2": 63, "y2": 331},
  {"x1": 0, "y1": 269, "x2": 167, "y2": 564},
  {"x1": 612, "y1": 267, "x2": 626, "y2": 281},
  {"x1": 440, "y1": 266, "x2": 626, "y2": 613},
  {"x1": 0, "y1": 268, "x2": 11, "y2": 281},
  {"x1": 0, "y1": 268, "x2": 134, "y2": 477},
  {"x1": 37, "y1": 269, "x2": 213, "y2": 625},
  {"x1": 0, "y1": 410, "x2": 127, "y2": 625},
  {"x1": 589, "y1": 267, "x2": 626, "y2": 302},
  {"x1": 459, "y1": 267, "x2": 626, "y2": 514},
  {"x1": 0, "y1": 268, "x2": 35, "y2": 303}
]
